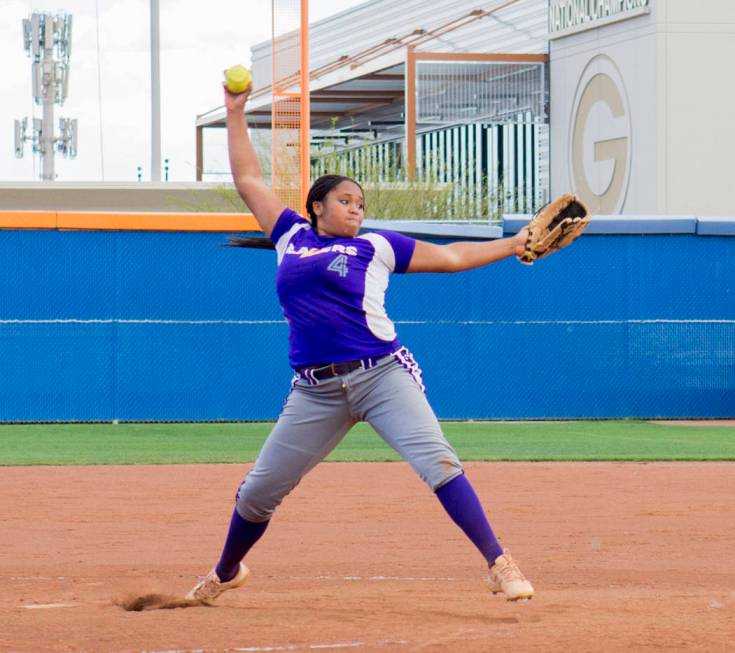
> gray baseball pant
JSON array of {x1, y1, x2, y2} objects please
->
[{"x1": 235, "y1": 352, "x2": 464, "y2": 522}]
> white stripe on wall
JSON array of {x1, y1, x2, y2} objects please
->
[{"x1": 1, "y1": 319, "x2": 733, "y2": 326}]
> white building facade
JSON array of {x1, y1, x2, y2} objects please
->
[{"x1": 550, "y1": 0, "x2": 735, "y2": 216}]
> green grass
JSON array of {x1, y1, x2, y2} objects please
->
[{"x1": 0, "y1": 420, "x2": 733, "y2": 466}]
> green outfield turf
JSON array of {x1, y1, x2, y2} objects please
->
[{"x1": 0, "y1": 420, "x2": 733, "y2": 465}]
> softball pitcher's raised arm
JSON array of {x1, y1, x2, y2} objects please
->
[
  {"x1": 225, "y1": 85, "x2": 285, "y2": 238},
  {"x1": 407, "y1": 229, "x2": 529, "y2": 273}
]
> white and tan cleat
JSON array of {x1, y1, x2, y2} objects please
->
[
  {"x1": 488, "y1": 551, "x2": 534, "y2": 601},
  {"x1": 185, "y1": 562, "x2": 250, "y2": 605}
]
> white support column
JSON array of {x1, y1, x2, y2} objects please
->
[{"x1": 150, "y1": 0, "x2": 161, "y2": 181}]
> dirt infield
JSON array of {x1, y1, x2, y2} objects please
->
[{"x1": 1, "y1": 462, "x2": 733, "y2": 653}]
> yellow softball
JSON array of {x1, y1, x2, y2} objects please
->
[{"x1": 224, "y1": 65, "x2": 252, "y2": 94}]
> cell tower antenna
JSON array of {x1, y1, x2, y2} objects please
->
[{"x1": 15, "y1": 12, "x2": 78, "y2": 180}]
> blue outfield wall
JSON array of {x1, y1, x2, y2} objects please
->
[{"x1": 0, "y1": 227, "x2": 733, "y2": 421}]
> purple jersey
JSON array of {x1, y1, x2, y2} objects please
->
[{"x1": 270, "y1": 208, "x2": 416, "y2": 369}]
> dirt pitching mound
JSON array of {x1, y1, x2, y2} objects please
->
[{"x1": 117, "y1": 592, "x2": 203, "y2": 611}]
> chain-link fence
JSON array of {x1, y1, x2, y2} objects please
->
[{"x1": 0, "y1": 229, "x2": 732, "y2": 421}]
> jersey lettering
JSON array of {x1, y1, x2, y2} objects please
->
[
  {"x1": 327, "y1": 254, "x2": 349, "y2": 277},
  {"x1": 286, "y1": 242, "x2": 358, "y2": 258}
]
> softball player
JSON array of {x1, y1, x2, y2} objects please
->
[{"x1": 186, "y1": 82, "x2": 534, "y2": 604}]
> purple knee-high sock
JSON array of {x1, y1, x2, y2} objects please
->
[
  {"x1": 435, "y1": 473, "x2": 504, "y2": 565},
  {"x1": 214, "y1": 509, "x2": 269, "y2": 582}
]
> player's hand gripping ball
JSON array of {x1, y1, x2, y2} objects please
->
[
  {"x1": 224, "y1": 65, "x2": 252, "y2": 94},
  {"x1": 518, "y1": 193, "x2": 591, "y2": 265}
]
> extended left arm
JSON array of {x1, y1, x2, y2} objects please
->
[{"x1": 407, "y1": 228, "x2": 529, "y2": 273}]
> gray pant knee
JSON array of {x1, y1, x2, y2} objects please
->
[
  {"x1": 424, "y1": 459, "x2": 464, "y2": 492},
  {"x1": 431, "y1": 466, "x2": 464, "y2": 492},
  {"x1": 235, "y1": 475, "x2": 294, "y2": 523}
]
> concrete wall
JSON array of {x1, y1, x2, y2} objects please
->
[
  {"x1": 656, "y1": 0, "x2": 735, "y2": 215},
  {"x1": 550, "y1": 0, "x2": 735, "y2": 216},
  {"x1": 550, "y1": 3, "x2": 658, "y2": 214},
  {"x1": 0, "y1": 182, "x2": 245, "y2": 213}
]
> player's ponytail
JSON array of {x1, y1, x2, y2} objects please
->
[
  {"x1": 226, "y1": 174, "x2": 364, "y2": 248},
  {"x1": 306, "y1": 174, "x2": 364, "y2": 231}
]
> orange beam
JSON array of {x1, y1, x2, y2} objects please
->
[
  {"x1": 300, "y1": 0, "x2": 310, "y2": 212},
  {"x1": 0, "y1": 211, "x2": 57, "y2": 229},
  {"x1": 0, "y1": 211, "x2": 261, "y2": 232},
  {"x1": 411, "y1": 51, "x2": 548, "y2": 63}
]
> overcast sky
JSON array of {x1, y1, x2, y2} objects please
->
[{"x1": 0, "y1": 0, "x2": 366, "y2": 183}]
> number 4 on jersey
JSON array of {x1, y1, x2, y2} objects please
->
[{"x1": 327, "y1": 254, "x2": 349, "y2": 278}]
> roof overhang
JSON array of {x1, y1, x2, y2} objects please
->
[{"x1": 196, "y1": 52, "x2": 408, "y2": 133}]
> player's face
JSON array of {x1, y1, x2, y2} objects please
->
[{"x1": 314, "y1": 181, "x2": 365, "y2": 238}]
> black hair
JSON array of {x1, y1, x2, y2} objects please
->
[
  {"x1": 226, "y1": 174, "x2": 364, "y2": 248},
  {"x1": 305, "y1": 174, "x2": 364, "y2": 231}
]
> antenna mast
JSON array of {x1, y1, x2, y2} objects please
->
[{"x1": 15, "y1": 12, "x2": 78, "y2": 180}]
